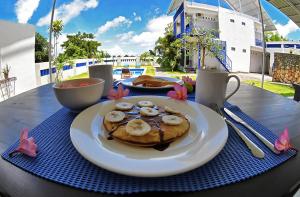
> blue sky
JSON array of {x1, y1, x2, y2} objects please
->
[{"x1": 0, "y1": 0, "x2": 299, "y2": 55}]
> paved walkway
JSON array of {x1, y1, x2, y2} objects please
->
[
  {"x1": 156, "y1": 71, "x2": 272, "y2": 82},
  {"x1": 234, "y1": 72, "x2": 272, "y2": 82}
]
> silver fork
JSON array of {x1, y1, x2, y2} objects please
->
[{"x1": 210, "y1": 103, "x2": 265, "y2": 159}]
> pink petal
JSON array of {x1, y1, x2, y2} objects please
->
[
  {"x1": 117, "y1": 84, "x2": 124, "y2": 97},
  {"x1": 108, "y1": 89, "x2": 117, "y2": 100},
  {"x1": 173, "y1": 84, "x2": 182, "y2": 92},
  {"x1": 123, "y1": 88, "x2": 129, "y2": 97},
  {"x1": 279, "y1": 128, "x2": 290, "y2": 145},
  {"x1": 274, "y1": 139, "x2": 286, "y2": 151},
  {"x1": 20, "y1": 128, "x2": 29, "y2": 141},
  {"x1": 182, "y1": 86, "x2": 188, "y2": 100},
  {"x1": 274, "y1": 128, "x2": 293, "y2": 152},
  {"x1": 167, "y1": 91, "x2": 178, "y2": 99}
]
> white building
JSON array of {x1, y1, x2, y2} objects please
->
[
  {"x1": 168, "y1": 0, "x2": 277, "y2": 73},
  {"x1": 0, "y1": 20, "x2": 36, "y2": 95}
]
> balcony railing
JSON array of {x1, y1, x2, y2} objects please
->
[{"x1": 255, "y1": 39, "x2": 263, "y2": 47}]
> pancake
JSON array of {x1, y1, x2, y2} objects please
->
[
  {"x1": 132, "y1": 75, "x2": 177, "y2": 87},
  {"x1": 103, "y1": 107, "x2": 190, "y2": 147}
]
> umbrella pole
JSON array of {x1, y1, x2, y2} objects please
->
[
  {"x1": 258, "y1": 0, "x2": 266, "y2": 89},
  {"x1": 48, "y1": 0, "x2": 57, "y2": 83}
]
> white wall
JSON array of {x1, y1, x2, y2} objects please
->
[
  {"x1": 218, "y1": 8, "x2": 257, "y2": 72},
  {"x1": 250, "y1": 50, "x2": 263, "y2": 73},
  {"x1": 0, "y1": 20, "x2": 35, "y2": 95}
]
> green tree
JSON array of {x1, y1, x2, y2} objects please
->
[
  {"x1": 265, "y1": 32, "x2": 288, "y2": 42},
  {"x1": 52, "y1": 20, "x2": 64, "y2": 57},
  {"x1": 61, "y1": 32, "x2": 101, "y2": 59},
  {"x1": 53, "y1": 53, "x2": 75, "y2": 82},
  {"x1": 183, "y1": 28, "x2": 222, "y2": 69},
  {"x1": 155, "y1": 24, "x2": 182, "y2": 71},
  {"x1": 35, "y1": 32, "x2": 49, "y2": 63},
  {"x1": 140, "y1": 51, "x2": 151, "y2": 62}
]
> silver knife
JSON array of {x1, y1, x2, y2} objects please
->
[
  {"x1": 224, "y1": 108, "x2": 280, "y2": 154},
  {"x1": 225, "y1": 119, "x2": 265, "y2": 158},
  {"x1": 210, "y1": 103, "x2": 264, "y2": 159}
]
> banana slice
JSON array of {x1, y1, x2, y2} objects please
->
[
  {"x1": 137, "y1": 101, "x2": 154, "y2": 107},
  {"x1": 126, "y1": 119, "x2": 151, "y2": 136},
  {"x1": 115, "y1": 102, "x2": 133, "y2": 111},
  {"x1": 162, "y1": 115, "x2": 183, "y2": 126},
  {"x1": 165, "y1": 106, "x2": 180, "y2": 114},
  {"x1": 140, "y1": 107, "x2": 159, "y2": 116},
  {"x1": 105, "y1": 111, "x2": 125, "y2": 123}
]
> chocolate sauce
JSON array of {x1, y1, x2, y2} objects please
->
[
  {"x1": 153, "y1": 143, "x2": 170, "y2": 151},
  {"x1": 107, "y1": 136, "x2": 114, "y2": 140}
]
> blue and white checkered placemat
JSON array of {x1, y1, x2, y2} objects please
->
[{"x1": 1, "y1": 91, "x2": 296, "y2": 194}]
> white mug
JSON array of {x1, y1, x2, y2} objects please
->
[
  {"x1": 89, "y1": 64, "x2": 113, "y2": 97},
  {"x1": 195, "y1": 69, "x2": 240, "y2": 107}
]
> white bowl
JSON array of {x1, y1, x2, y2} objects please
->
[{"x1": 53, "y1": 78, "x2": 105, "y2": 112}]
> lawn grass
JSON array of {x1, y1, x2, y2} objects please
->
[
  {"x1": 68, "y1": 72, "x2": 88, "y2": 80},
  {"x1": 144, "y1": 65, "x2": 155, "y2": 76},
  {"x1": 163, "y1": 71, "x2": 197, "y2": 80},
  {"x1": 244, "y1": 80, "x2": 295, "y2": 97}
]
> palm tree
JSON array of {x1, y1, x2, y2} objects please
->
[{"x1": 52, "y1": 20, "x2": 64, "y2": 58}]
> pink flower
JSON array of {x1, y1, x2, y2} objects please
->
[
  {"x1": 108, "y1": 84, "x2": 129, "y2": 100},
  {"x1": 182, "y1": 76, "x2": 196, "y2": 86},
  {"x1": 9, "y1": 128, "x2": 37, "y2": 157},
  {"x1": 274, "y1": 128, "x2": 294, "y2": 152},
  {"x1": 167, "y1": 84, "x2": 188, "y2": 100}
]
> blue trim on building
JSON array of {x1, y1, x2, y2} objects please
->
[
  {"x1": 63, "y1": 65, "x2": 72, "y2": 71},
  {"x1": 255, "y1": 39, "x2": 263, "y2": 47},
  {"x1": 173, "y1": 2, "x2": 184, "y2": 38},
  {"x1": 198, "y1": 44, "x2": 201, "y2": 69},
  {"x1": 40, "y1": 68, "x2": 57, "y2": 77},
  {"x1": 174, "y1": 21, "x2": 177, "y2": 36},
  {"x1": 174, "y1": 3, "x2": 184, "y2": 21},
  {"x1": 266, "y1": 44, "x2": 282, "y2": 48},
  {"x1": 180, "y1": 11, "x2": 185, "y2": 36},
  {"x1": 76, "y1": 62, "x2": 86, "y2": 67},
  {"x1": 284, "y1": 44, "x2": 295, "y2": 48},
  {"x1": 296, "y1": 44, "x2": 300, "y2": 49}
]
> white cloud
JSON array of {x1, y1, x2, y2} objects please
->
[
  {"x1": 154, "y1": 8, "x2": 161, "y2": 15},
  {"x1": 133, "y1": 12, "x2": 142, "y2": 22},
  {"x1": 96, "y1": 16, "x2": 132, "y2": 35},
  {"x1": 116, "y1": 31, "x2": 134, "y2": 41},
  {"x1": 131, "y1": 15, "x2": 172, "y2": 49},
  {"x1": 134, "y1": 16, "x2": 142, "y2": 22},
  {"x1": 56, "y1": 33, "x2": 69, "y2": 55},
  {"x1": 15, "y1": 0, "x2": 40, "y2": 23},
  {"x1": 104, "y1": 45, "x2": 125, "y2": 56},
  {"x1": 274, "y1": 19, "x2": 299, "y2": 37},
  {"x1": 37, "y1": 0, "x2": 98, "y2": 27},
  {"x1": 101, "y1": 15, "x2": 172, "y2": 56}
]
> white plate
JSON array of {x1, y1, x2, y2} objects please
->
[
  {"x1": 70, "y1": 96, "x2": 228, "y2": 177},
  {"x1": 121, "y1": 76, "x2": 183, "y2": 90}
]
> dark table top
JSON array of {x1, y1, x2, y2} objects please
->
[{"x1": 1, "y1": 83, "x2": 300, "y2": 197}]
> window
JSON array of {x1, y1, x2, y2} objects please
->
[
  {"x1": 230, "y1": 19, "x2": 234, "y2": 23},
  {"x1": 243, "y1": 49, "x2": 247, "y2": 53},
  {"x1": 242, "y1": 22, "x2": 246, "y2": 26},
  {"x1": 231, "y1": 47, "x2": 236, "y2": 51}
]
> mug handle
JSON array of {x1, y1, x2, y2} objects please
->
[{"x1": 225, "y1": 75, "x2": 240, "y2": 101}]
